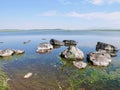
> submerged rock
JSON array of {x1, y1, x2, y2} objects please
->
[
  {"x1": 87, "y1": 50, "x2": 111, "y2": 66},
  {"x1": 63, "y1": 40, "x2": 77, "y2": 46},
  {"x1": 23, "y1": 40, "x2": 31, "y2": 44},
  {"x1": 13, "y1": 49, "x2": 25, "y2": 54},
  {"x1": 50, "y1": 39, "x2": 64, "y2": 46},
  {"x1": 73, "y1": 61, "x2": 87, "y2": 69},
  {"x1": 36, "y1": 43, "x2": 53, "y2": 53},
  {"x1": 0, "y1": 49, "x2": 14, "y2": 57},
  {"x1": 60, "y1": 46, "x2": 84, "y2": 60},
  {"x1": 96, "y1": 42, "x2": 119, "y2": 56},
  {"x1": 24, "y1": 72, "x2": 33, "y2": 79}
]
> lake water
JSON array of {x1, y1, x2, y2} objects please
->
[{"x1": 0, "y1": 30, "x2": 120, "y2": 90}]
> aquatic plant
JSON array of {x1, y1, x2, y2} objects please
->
[
  {"x1": 67, "y1": 66, "x2": 120, "y2": 90},
  {"x1": 0, "y1": 69, "x2": 9, "y2": 90}
]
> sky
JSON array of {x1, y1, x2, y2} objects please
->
[{"x1": 0, "y1": 0, "x2": 120, "y2": 30}]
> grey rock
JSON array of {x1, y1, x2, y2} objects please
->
[
  {"x1": 60, "y1": 46, "x2": 84, "y2": 60},
  {"x1": 13, "y1": 49, "x2": 25, "y2": 54},
  {"x1": 36, "y1": 43, "x2": 53, "y2": 53},
  {"x1": 73, "y1": 61, "x2": 87, "y2": 69},
  {"x1": 96, "y1": 42, "x2": 119, "y2": 57},
  {"x1": 87, "y1": 50, "x2": 111, "y2": 66},
  {"x1": 0, "y1": 49, "x2": 14, "y2": 57},
  {"x1": 63, "y1": 40, "x2": 77, "y2": 46},
  {"x1": 50, "y1": 39, "x2": 64, "y2": 46},
  {"x1": 23, "y1": 40, "x2": 31, "y2": 44}
]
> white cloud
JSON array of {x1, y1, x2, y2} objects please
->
[
  {"x1": 66, "y1": 11, "x2": 120, "y2": 20},
  {"x1": 39, "y1": 11, "x2": 120, "y2": 21},
  {"x1": 88, "y1": 0, "x2": 120, "y2": 5}
]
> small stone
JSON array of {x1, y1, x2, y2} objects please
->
[
  {"x1": 73, "y1": 61, "x2": 87, "y2": 69},
  {"x1": 24, "y1": 72, "x2": 33, "y2": 79}
]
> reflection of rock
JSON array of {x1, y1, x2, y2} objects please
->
[
  {"x1": 50, "y1": 39, "x2": 64, "y2": 46},
  {"x1": 23, "y1": 40, "x2": 31, "y2": 44},
  {"x1": 96, "y1": 42, "x2": 119, "y2": 57},
  {"x1": 36, "y1": 43, "x2": 53, "y2": 53},
  {"x1": 73, "y1": 61, "x2": 87, "y2": 69},
  {"x1": 0, "y1": 42, "x2": 4, "y2": 43},
  {"x1": 87, "y1": 50, "x2": 111, "y2": 66},
  {"x1": 60, "y1": 46, "x2": 84, "y2": 60},
  {"x1": 53, "y1": 45, "x2": 61, "y2": 49},
  {"x1": 41, "y1": 38, "x2": 46, "y2": 40},
  {"x1": 13, "y1": 49, "x2": 25, "y2": 54},
  {"x1": 0, "y1": 49, "x2": 14, "y2": 57},
  {"x1": 37, "y1": 49, "x2": 52, "y2": 54},
  {"x1": 63, "y1": 40, "x2": 77, "y2": 46}
]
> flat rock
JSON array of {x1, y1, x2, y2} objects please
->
[
  {"x1": 87, "y1": 50, "x2": 111, "y2": 66},
  {"x1": 0, "y1": 49, "x2": 14, "y2": 57},
  {"x1": 36, "y1": 43, "x2": 53, "y2": 53},
  {"x1": 13, "y1": 49, "x2": 25, "y2": 54},
  {"x1": 73, "y1": 61, "x2": 87, "y2": 69}
]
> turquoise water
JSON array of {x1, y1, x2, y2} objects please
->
[{"x1": 0, "y1": 30, "x2": 120, "y2": 90}]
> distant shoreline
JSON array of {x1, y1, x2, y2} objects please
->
[{"x1": 0, "y1": 29, "x2": 120, "y2": 32}]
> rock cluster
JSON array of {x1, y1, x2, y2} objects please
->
[
  {"x1": 0, "y1": 49, "x2": 25, "y2": 57},
  {"x1": 87, "y1": 42, "x2": 119, "y2": 66}
]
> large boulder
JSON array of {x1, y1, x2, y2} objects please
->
[
  {"x1": 73, "y1": 61, "x2": 87, "y2": 69},
  {"x1": 96, "y1": 42, "x2": 119, "y2": 56},
  {"x1": 87, "y1": 50, "x2": 111, "y2": 66},
  {"x1": 63, "y1": 40, "x2": 77, "y2": 46},
  {"x1": 36, "y1": 43, "x2": 53, "y2": 53},
  {"x1": 50, "y1": 39, "x2": 64, "y2": 46},
  {"x1": 60, "y1": 46, "x2": 84, "y2": 60},
  {"x1": 0, "y1": 49, "x2": 14, "y2": 57}
]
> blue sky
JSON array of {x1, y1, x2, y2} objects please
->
[{"x1": 0, "y1": 0, "x2": 120, "y2": 29}]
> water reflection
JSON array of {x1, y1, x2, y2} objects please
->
[{"x1": 36, "y1": 49, "x2": 52, "y2": 54}]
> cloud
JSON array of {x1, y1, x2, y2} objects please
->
[
  {"x1": 38, "y1": 11, "x2": 120, "y2": 21},
  {"x1": 66, "y1": 11, "x2": 120, "y2": 20},
  {"x1": 88, "y1": 0, "x2": 120, "y2": 5}
]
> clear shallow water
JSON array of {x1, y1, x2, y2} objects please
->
[{"x1": 0, "y1": 30, "x2": 120, "y2": 90}]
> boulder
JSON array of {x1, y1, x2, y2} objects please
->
[
  {"x1": 60, "y1": 46, "x2": 84, "y2": 60},
  {"x1": 0, "y1": 49, "x2": 14, "y2": 57},
  {"x1": 87, "y1": 50, "x2": 111, "y2": 66},
  {"x1": 36, "y1": 43, "x2": 53, "y2": 53},
  {"x1": 63, "y1": 40, "x2": 77, "y2": 46},
  {"x1": 50, "y1": 39, "x2": 64, "y2": 46},
  {"x1": 96, "y1": 42, "x2": 119, "y2": 56},
  {"x1": 73, "y1": 61, "x2": 87, "y2": 69},
  {"x1": 13, "y1": 49, "x2": 25, "y2": 54}
]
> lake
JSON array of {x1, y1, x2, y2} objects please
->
[{"x1": 0, "y1": 30, "x2": 120, "y2": 90}]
